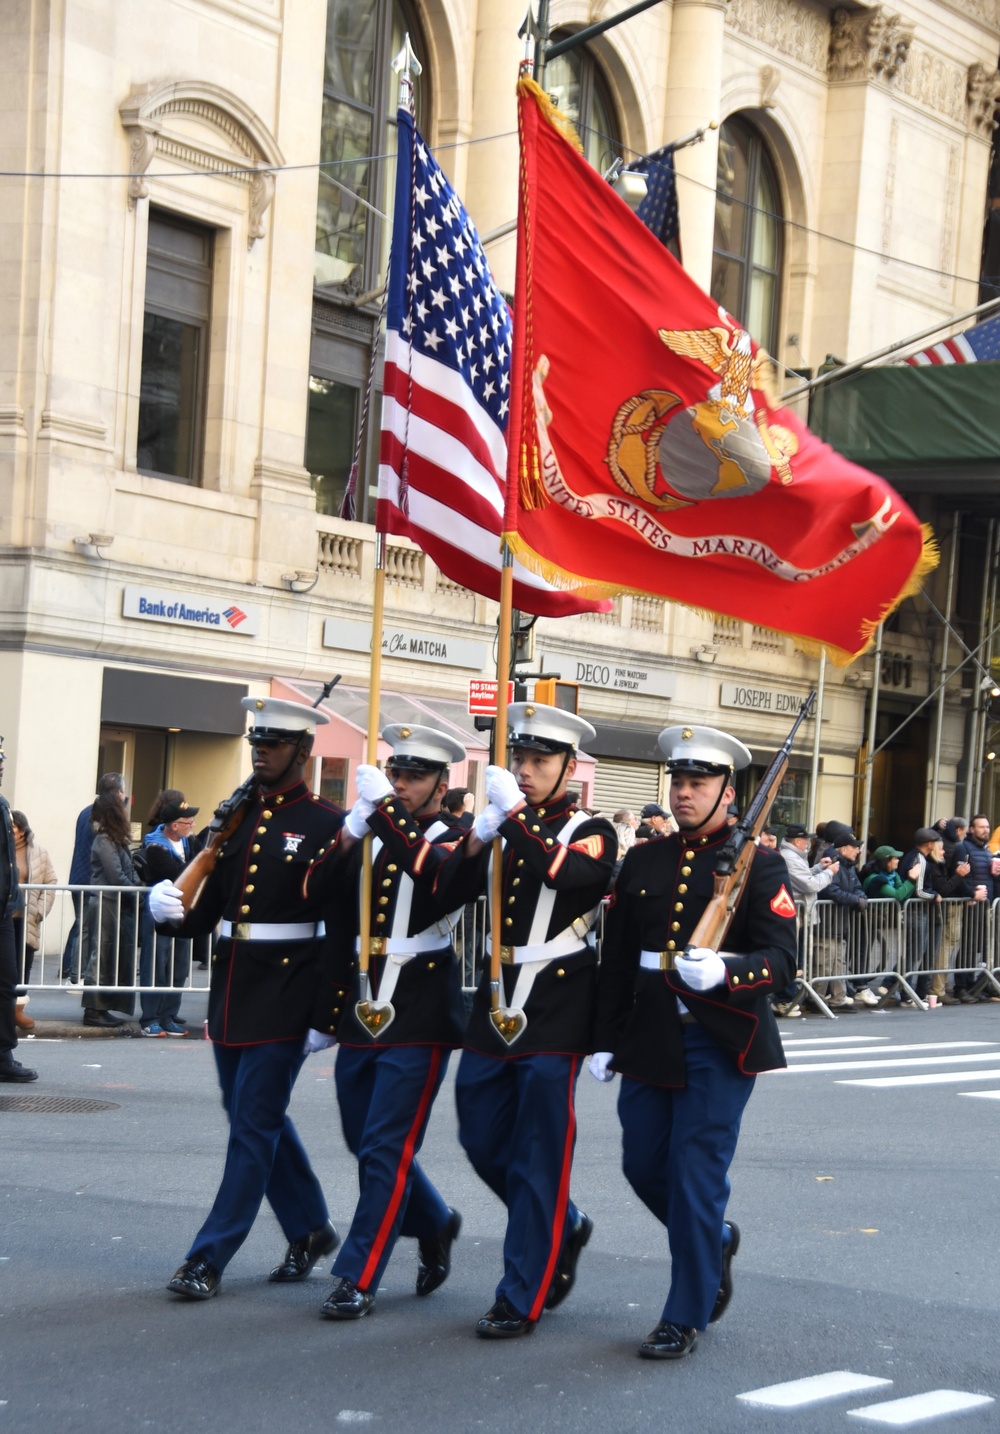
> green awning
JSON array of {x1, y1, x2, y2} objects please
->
[{"x1": 810, "y1": 363, "x2": 1000, "y2": 468}]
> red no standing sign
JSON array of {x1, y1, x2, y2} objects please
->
[{"x1": 468, "y1": 679, "x2": 514, "y2": 716}]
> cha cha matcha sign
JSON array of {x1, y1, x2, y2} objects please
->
[
  {"x1": 323, "y1": 619, "x2": 487, "y2": 671},
  {"x1": 123, "y1": 585, "x2": 260, "y2": 636}
]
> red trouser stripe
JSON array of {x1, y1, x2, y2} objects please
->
[
  {"x1": 528, "y1": 1055, "x2": 581, "y2": 1322},
  {"x1": 357, "y1": 1046, "x2": 443, "y2": 1291}
]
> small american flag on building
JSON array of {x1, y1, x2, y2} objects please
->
[
  {"x1": 376, "y1": 108, "x2": 609, "y2": 617},
  {"x1": 905, "y1": 312, "x2": 1000, "y2": 365}
]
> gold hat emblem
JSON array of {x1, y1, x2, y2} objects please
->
[
  {"x1": 255, "y1": 699, "x2": 265, "y2": 710},
  {"x1": 400, "y1": 726, "x2": 411, "y2": 738},
  {"x1": 682, "y1": 727, "x2": 694, "y2": 740},
  {"x1": 525, "y1": 705, "x2": 536, "y2": 717}
]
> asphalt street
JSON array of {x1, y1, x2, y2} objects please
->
[{"x1": 2, "y1": 993, "x2": 999, "y2": 1434}]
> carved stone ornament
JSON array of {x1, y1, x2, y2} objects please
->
[
  {"x1": 118, "y1": 81, "x2": 285, "y2": 247},
  {"x1": 726, "y1": 0, "x2": 829, "y2": 74},
  {"x1": 760, "y1": 64, "x2": 781, "y2": 109},
  {"x1": 828, "y1": 6, "x2": 915, "y2": 85},
  {"x1": 967, "y1": 62, "x2": 1000, "y2": 135}
]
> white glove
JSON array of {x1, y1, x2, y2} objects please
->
[
  {"x1": 588, "y1": 1051, "x2": 615, "y2": 1083},
  {"x1": 474, "y1": 803, "x2": 506, "y2": 843},
  {"x1": 674, "y1": 946, "x2": 727, "y2": 992},
  {"x1": 303, "y1": 1028, "x2": 337, "y2": 1055},
  {"x1": 344, "y1": 798, "x2": 375, "y2": 839},
  {"x1": 149, "y1": 880, "x2": 185, "y2": 925},
  {"x1": 355, "y1": 764, "x2": 393, "y2": 804},
  {"x1": 485, "y1": 765, "x2": 524, "y2": 814}
]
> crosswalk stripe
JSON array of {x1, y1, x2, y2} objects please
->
[
  {"x1": 961, "y1": 1090, "x2": 1000, "y2": 1100},
  {"x1": 770, "y1": 1053, "x2": 1000, "y2": 1075},
  {"x1": 839, "y1": 1068, "x2": 1000, "y2": 1087},
  {"x1": 845, "y1": 1389, "x2": 993, "y2": 1424},
  {"x1": 782, "y1": 1036, "x2": 890, "y2": 1046},
  {"x1": 784, "y1": 1042, "x2": 994, "y2": 1059},
  {"x1": 737, "y1": 1371, "x2": 892, "y2": 1408}
]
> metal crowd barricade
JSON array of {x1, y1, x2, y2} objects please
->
[
  {"x1": 799, "y1": 896, "x2": 924, "y2": 1016},
  {"x1": 902, "y1": 895, "x2": 1000, "y2": 1000},
  {"x1": 13, "y1": 883, "x2": 212, "y2": 994}
]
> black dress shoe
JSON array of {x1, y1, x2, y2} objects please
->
[
  {"x1": 710, "y1": 1220, "x2": 740, "y2": 1323},
  {"x1": 476, "y1": 1294, "x2": 535, "y2": 1339},
  {"x1": 416, "y1": 1207, "x2": 461, "y2": 1296},
  {"x1": 167, "y1": 1257, "x2": 221, "y2": 1300},
  {"x1": 638, "y1": 1320, "x2": 698, "y2": 1360},
  {"x1": 83, "y1": 1010, "x2": 123, "y2": 1029},
  {"x1": 545, "y1": 1208, "x2": 593, "y2": 1310},
  {"x1": 321, "y1": 1277, "x2": 374, "y2": 1320},
  {"x1": 269, "y1": 1220, "x2": 340, "y2": 1282},
  {"x1": 0, "y1": 1059, "x2": 38, "y2": 1083}
]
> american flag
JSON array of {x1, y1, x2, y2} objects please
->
[
  {"x1": 376, "y1": 109, "x2": 609, "y2": 617},
  {"x1": 634, "y1": 146, "x2": 680, "y2": 258},
  {"x1": 905, "y1": 312, "x2": 1000, "y2": 366}
]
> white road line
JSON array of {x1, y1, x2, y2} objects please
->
[
  {"x1": 784, "y1": 1042, "x2": 994, "y2": 1059},
  {"x1": 846, "y1": 1389, "x2": 993, "y2": 1425},
  {"x1": 782, "y1": 1036, "x2": 890, "y2": 1046},
  {"x1": 737, "y1": 1371, "x2": 892, "y2": 1409},
  {"x1": 960, "y1": 1090, "x2": 1000, "y2": 1100},
  {"x1": 839, "y1": 1068, "x2": 1000, "y2": 1087},
  {"x1": 770, "y1": 1053, "x2": 1000, "y2": 1075}
]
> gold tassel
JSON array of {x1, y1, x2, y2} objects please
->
[{"x1": 517, "y1": 74, "x2": 584, "y2": 153}]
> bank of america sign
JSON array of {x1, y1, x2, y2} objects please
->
[{"x1": 122, "y1": 584, "x2": 261, "y2": 636}]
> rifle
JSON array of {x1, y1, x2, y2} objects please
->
[
  {"x1": 686, "y1": 692, "x2": 816, "y2": 954},
  {"x1": 174, "y1": 774, "x2": 259, "y2": 913}
]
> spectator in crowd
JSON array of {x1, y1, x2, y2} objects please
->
[
  {"x1": 613, "y1": 808, "x2": 639, "y2": 831},
  {"x1": 758, "y1": 826, "x2": 778, "y2": 851},
  {"x1": 62, "y1": 771, "x2": 125, "y2": 982},
  {"x1": 958, "y1": 814, "x2": 999, "y2": 999},
  {"x1": 937, "y1": 818, "x2": 971, "y2": 999},
  {"x1": 138, "y1": 793, "x2": 201, "y2": 1037},
  {"x1": 775, "y1": 824, "x2": 837, "y2": 1017},
  {"x1": 640, "y1": 803, "x2": 671, "y2": 838},
  {"x1": 907, "y1": 829, "x2": 968, "y2": 1005},
  {"x1": 612, "y1": 818, "x2": 636, "y2": 878},
  {"x1": 897, "y1": 830, "x2": 946, "y2": 1003},
  {"x1": 81, "y1": 785, "x2": 142, "y2": 1029},
  {"x1": 0, "y1": 739, "x2": 37, "y2": 1082},
  {"x1": 442, "y1": 787, "x2": 475, "y2": 831},
  {"x1": 808, "y1": 822, "x2": 829, "y2": 866},
  {"x1": 10, "y1": 811, "x2": 57, "y2": 1031},
  {"x1": 862, "y1": 844, "x2": 918, "y2": 1005},
  {"x1": 816, "y1": 821, "x2": 867, "y2": 1010}
]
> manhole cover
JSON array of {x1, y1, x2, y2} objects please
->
[{"x1": 0, "y1": 1095, "x2": 121, "y2": 1113}]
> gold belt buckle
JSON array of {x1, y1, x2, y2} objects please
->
[
  {"x1": 234, "y1": 922, "x2": 250, "y2": 942},
  {"x1": 499, "y1": 944, "x2": 515, "y2": 965},
  {"x1": 660, "y1": 951, "x2": 675, "y2": 972},
  {"x1": 368, "y1": 937, "x2": 386, "y2": 957}
]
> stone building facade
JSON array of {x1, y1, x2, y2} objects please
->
[{"x1": 1, "y1": 0, "x2": 998, "y2": 873}]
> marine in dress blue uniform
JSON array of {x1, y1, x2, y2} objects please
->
[
  {"x1": 439, "y1": 704, "x2": 617, "y2": 1338},
  {"x1": 593, "y1": 724, "x2": 797, "y2": 1359},
  {"x1": 150, "y1": 697, "x2": 345, "y2": 1300},
  {"x1": 304, "y1": 724, "x2": 468, "y2": 1320}
]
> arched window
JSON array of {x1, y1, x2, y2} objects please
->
[
  {"x1": 545, "y1": 38, "x2": 622, "y2": 172},
  {"x1": 308, "y1": 0, "x2": 426, "y2": 519},
  {"x1": 712, "y1": 117, "x2": 782, "y2": 354},
  {"x1": 314, "y1": 0, "x2": 426, "y2": 295}
]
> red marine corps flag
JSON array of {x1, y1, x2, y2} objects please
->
[{"x1": 504, "y1": 78, "x2": 936, "y2": 664}]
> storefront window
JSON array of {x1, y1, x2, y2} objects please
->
[
  {"x1": 712, "y1": 117, "x2": 783, "y2": 354},
  {"x1": 319, "y1": 755, "x2": 349, "y2": 805},
  {"x1": 305, "y1": 376, "x2": 360, "y2": 516},
  {"x1": 740, "y1": 766, "x2": 809, "y2": 836}
]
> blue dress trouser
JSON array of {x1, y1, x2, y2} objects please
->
[
  {"x1": 332, "y1": 1043, "x2": 451, "y2": 1292},
  {"x1": 618, "y1": 1025, "x2": 754, "y2": 1330},
  {"x1": 456, "y1": 1049, "x2": 582, "y2": 1321},
  {"x1": 187, "y1": 1040, "x2": 329, "y2": 1272}
]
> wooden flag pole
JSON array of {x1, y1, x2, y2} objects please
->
[
  {"x1": 354, "y1": 534, "x2": 387, "y2": 1032},
  {"x1": 488, "y1": 546, "x2": 515, "y2": 1026}
]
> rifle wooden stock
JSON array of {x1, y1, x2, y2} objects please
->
[
  {"x1": 686, "y1": 693, "x2": 816, "y2": 954},
  {"x1": 175, "y1": 774, "x2": 259, "y2": 914}
]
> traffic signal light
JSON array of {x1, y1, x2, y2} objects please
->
[{"x1": 533, "y1": 678, "x2": 580, "y2": 713}]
